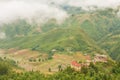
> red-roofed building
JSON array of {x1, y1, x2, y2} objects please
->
[{"x1": 71, "y1": 61, "x2": 81, "y2": 70}]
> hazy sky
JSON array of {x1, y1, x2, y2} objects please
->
[{"x1": 0, "y1": 0, "x2": 120, "y2": 24}]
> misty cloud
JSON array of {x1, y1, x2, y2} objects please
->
[
  {"x1": 68, "y1": 0, "x2": 120, "y2": 9},
  {"x1": 0, "y1": 0, "x2": 120, "y2": 24},
  {"x1": 42, "y1": 0, "x2": 120, "y2": 8},
  {"x1": 0, "y1": 32, "x2": 6, "y2": 39},
  {"x1": 0, "y1": 0, "x2": 67, "y2": 24}
]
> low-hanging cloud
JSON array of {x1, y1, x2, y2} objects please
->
[
  {"x1": 0, "y1": 0, "x2": 120, "y2": 24},
  {"x1": 68, "y1": 0, "x2": 120, "y2": 10},
  {"x1": 0, "y1": 0, "x2": 67, "y2": 24},
  {"x1": 42, "y1": 0, "x2": 120, "y2": 8},
  {"x1": 0, "y1": 0, "x2": 120, "y2": 39}
]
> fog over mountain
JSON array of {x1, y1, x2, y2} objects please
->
[
  {"x1": 68, "y1": 0, "x2": 120, "y2": 8},
  {"x1": 40, "y1": 0, "x2": 120, "y2": 7},
  {"x1": 0, "y1": 0, "x2": 67, "y2": 24},
  {"x1": 0, "y1": 0, "x2": 120, "y2": 24}
]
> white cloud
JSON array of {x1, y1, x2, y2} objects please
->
[
  {"x1": 0, "y1": 0, "x2": 120, "y2": 24},
  {"x1": 68, "y1": 0, "x2": 120, "y2": 9},
  {"x1": 0, "y1": 0, "x2": 67, "y2": 24},
  {"x1": 41, "y1": 0, "x2": 120, "y2": 8}
]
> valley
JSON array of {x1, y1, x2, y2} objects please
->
[{"x1": 0, "y1": 0, "x2": 120, "y2": 79}]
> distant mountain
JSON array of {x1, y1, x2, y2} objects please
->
[
  {"x1": 0, "y1": 8, "x2": 120, "y2": 61},
  {"x1": 60, "y1": 8, "x2": 120, "y2": 61}
]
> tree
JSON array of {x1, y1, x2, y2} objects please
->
[
  {"x1": 0, "y1": 62, "x2": 10, "y2": 75},
  {"x1": 81, "y1": 66, "x2": 88, "y2": 74},
  {"x1": 58, "y1": 65, "x2": 62, "y2": 71},
  {"x1": 48, "y1": 68, "x2": 51, "y2": 72}
]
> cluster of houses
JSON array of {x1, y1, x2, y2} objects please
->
[{"x1": 71, "y1": 54, "x2": 108, "y2": 71}]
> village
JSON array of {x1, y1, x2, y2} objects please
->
[
  {"x1": 0, "y1": 48, "x2": 108, "y2": 73},
  {"x1": 70, "y1": 54, "x2": 108, "y2": 71}
]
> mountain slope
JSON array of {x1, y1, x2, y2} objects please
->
[
  {"x1": 59, "y1": 8, "x2": 120, "y2": 61},
  {"x1": 61, "y1": 9, "x2": 116, "y2": 41},
  {"x1": 0, "y1": 8, "x2": 119, "y2": 61},
  {"x1": 0, "y1": 28, "x2": 105, "y2": 55},
  {"x1": 99, "y1": 26, "x2": 120, "y2": 61}
]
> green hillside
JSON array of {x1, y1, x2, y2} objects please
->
[
  {"x1": 61, "y1": 9, "x2": 116, "y2": 41},
  {"x1": 99, "y1": 25, "x2": 120, "y2": 61},
  {"x1": 1, "y1": 19, "x2": 37, "y2": 38},
  {"x1": 0, "y1": 8, "x2": 120, "y2": 61},
  {"x1": 0, "y1": 28, "x2": 104, "y2": 55},
  {"x1": 59, "y1": 8, "x2": 120, "y2": 61},
  {"x1": 0, "y1": 1, "x2": 120, "y2": 80}
]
